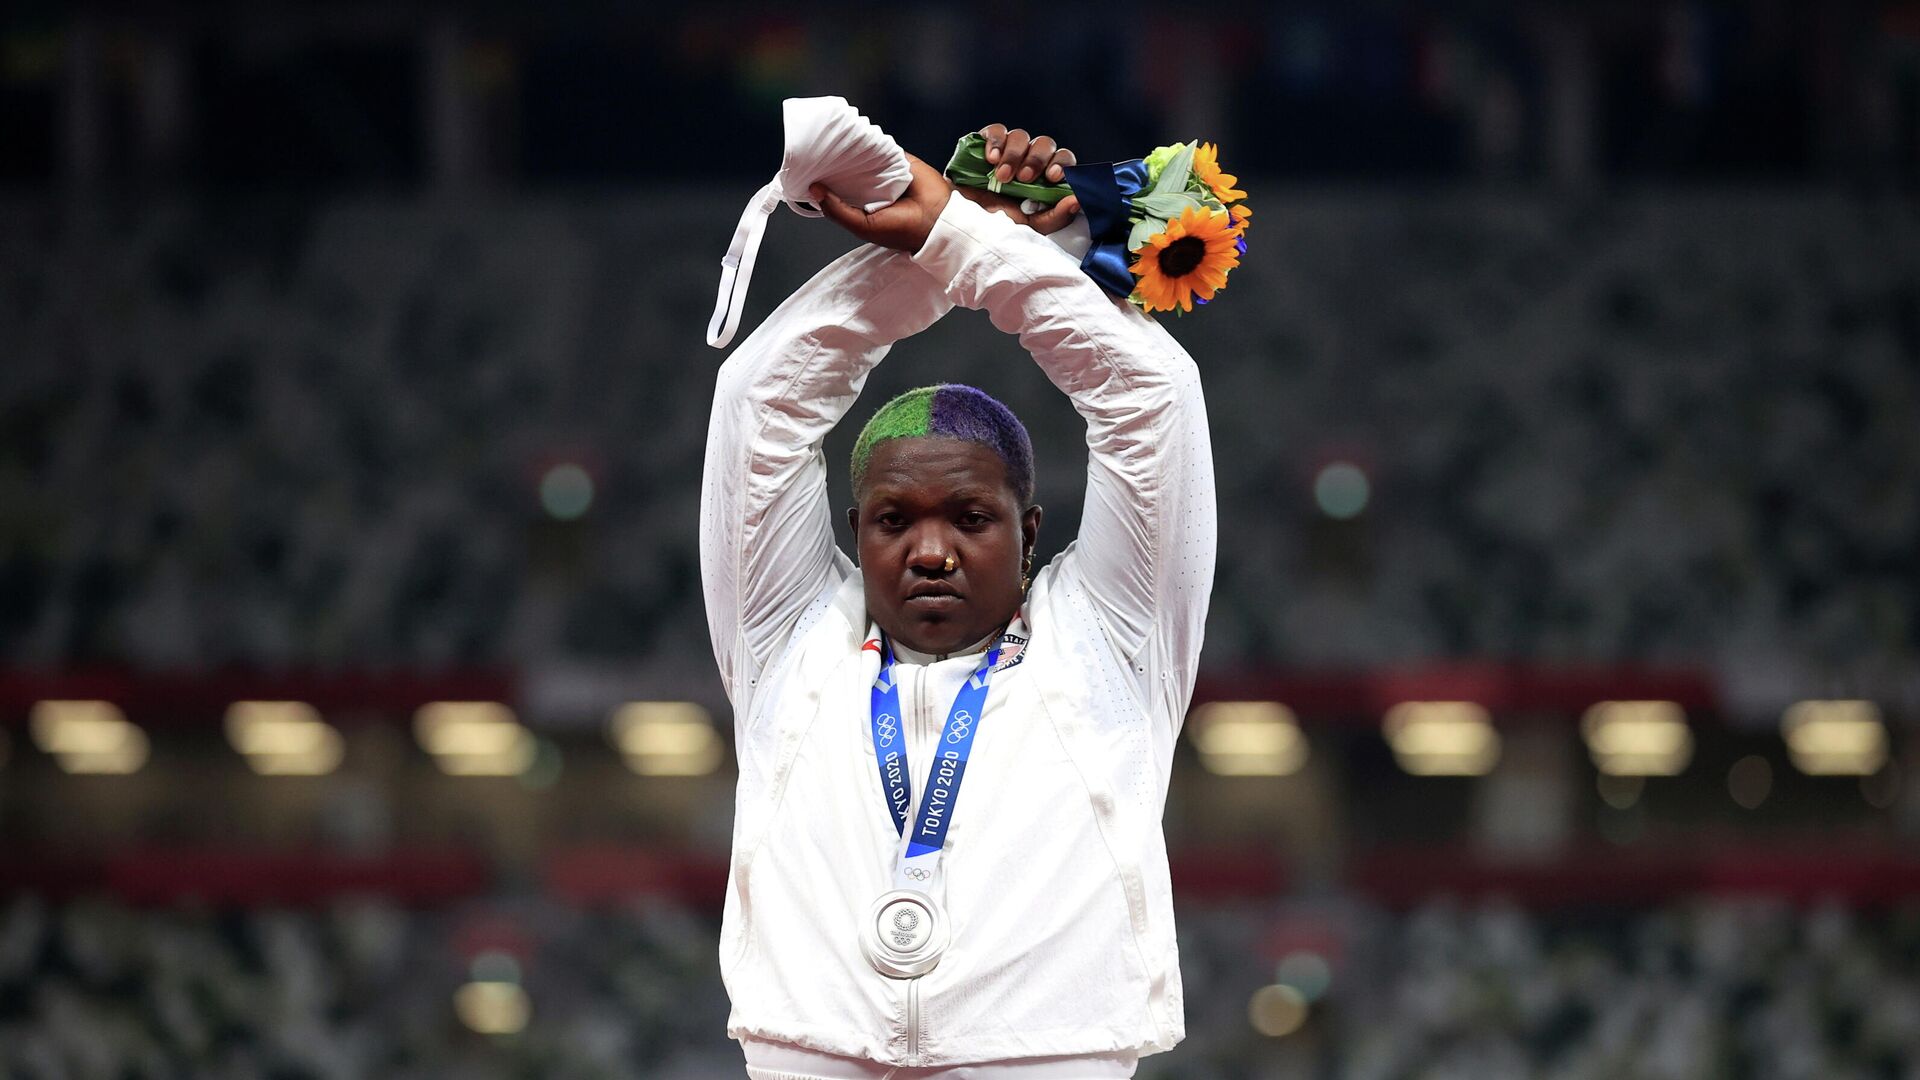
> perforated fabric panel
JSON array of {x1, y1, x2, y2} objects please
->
[
  {"x1": 1035, "y1": 569, "x2": 1185, "y2": 1048},
  {"x1": 1046, "y1": 565, "x2": 1167, "y2": 810},
  {"x1": 735, "y1": 581, "x2": 843, "y2": 807},
  {"x1": 1142, "y1": 343, "x2": 1217, "y2": 734}
]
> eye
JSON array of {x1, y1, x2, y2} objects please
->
[
  {"x1": 957, "y1": 510, "x2": 994, "y2": 528},
  {"x1": 873, "y1": 512, "x2": 907, "y2": 531}
]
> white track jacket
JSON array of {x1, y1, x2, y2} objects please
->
[{"x1": 700, "y1": 192, "x2": 1218, "y2": 1070}]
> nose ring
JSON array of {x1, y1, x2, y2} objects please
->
[{"x1": 942, "y1": 555, "x2": 958, "y2": 573}]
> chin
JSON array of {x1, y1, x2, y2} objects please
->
[
  {"x1": 892, "y1": 613, "x2": 981, "y2": 656},
  {"x1": 902, "y1": 622, "x2": 967, "y2": 655}
]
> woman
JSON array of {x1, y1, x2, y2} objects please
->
[{"x1": 701, "y1": 126, "x2": 1216, "y2": 1079}]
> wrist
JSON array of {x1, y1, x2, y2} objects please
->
[
  {"x1": 900, "y1": 193, "x2": 955, "y2": 255},
  {"x1": 908, "y1": 211, "x2": 939, "y2": 255},
  {"x1": 910, "y1": 191, "x2": 976, "y2": 282}
]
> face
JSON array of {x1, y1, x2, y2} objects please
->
[{"x1": 849, "y1": 437, "x2": 1042, "y2": 657}]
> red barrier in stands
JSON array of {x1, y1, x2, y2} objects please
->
[
  {"x1": 6, "y1": 842, "x2": 1916, "y2": 908},
  {"x1": 0, "y1": 848, "x2": 491, "y2": 906},
  {"x1": 0, "y1": 669, "x2": 519, "y2": 728},
  {"x1": 1351, "y1": 843, "x2": 1920, "y2": 908}
]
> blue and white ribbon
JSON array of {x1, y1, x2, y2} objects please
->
[{"x1": 868, "y1": 640, "x2": 1000, "y2": 890}]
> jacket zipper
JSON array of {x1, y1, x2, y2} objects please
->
[
  {"x1": 904, "y1": 669, "x2": 925, "y2": 1066},
  {"x1": 906, "y1": 977, "x2": 922, "y2": 1064},
  {"x1": 913, "y1": 666, "x2": 930, "y2": 756}
]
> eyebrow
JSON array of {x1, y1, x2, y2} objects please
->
[{"x1": 942, "y1": 488, "x2": 1006, "y2": 506}]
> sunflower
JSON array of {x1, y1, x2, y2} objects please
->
[
  {"x1": 1229, "y1": 203, "x2": 1252, "y2": 255},
  {"x1": 1193, "y1": 142, "x2": 1246, "y2": 204},
  {"x1": 1130, "y1": 206, "x2": 1244, "y2": 314}
]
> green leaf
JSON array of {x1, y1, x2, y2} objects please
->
[
  {"x1": 1150, "y1": 142, "x2": 1196, "y2": 196},
  {"x1": 1132, "y1": 191, "x2": 1205, "y2": 219},
  {"x1": 1128, "y1": 216, "x2": 1168, "y2": 252},
  {"x1": 942, "y1": 132, "x2": 1074, "y2": 205},
  {"x1": 1183, "y1": 175, "x2": 1225, "y2": 209},
  {"x1": 944, "y1": 133, "x2": 994, "y2": 187}
]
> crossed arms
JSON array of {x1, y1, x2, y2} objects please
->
[{"x1": 700, "y1": 153, "x2": 1217, "y2": 741}]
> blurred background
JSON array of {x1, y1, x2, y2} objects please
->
[{"x1": 3, "y1": 2, "x2": 1920, "y2": 1077}]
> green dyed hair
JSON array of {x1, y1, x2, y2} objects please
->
[{"x1": 850, "y1": 384, "x2": 1035, "y2": 505}]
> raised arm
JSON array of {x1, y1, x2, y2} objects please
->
[
  {"x1": 709, "y1": 134, "x2": 1089, "y2": 711},
  {"x1": 802, "y1": 138, "x2": 1212, "y2": 728},
  {"x1": 700, "y1": 245, "x2": 952, "y2": 706},
  {"x1": 911, "y1": 193, "x2": 1218, "y2": 729}
]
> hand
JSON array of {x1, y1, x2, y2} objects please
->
[
  {"x1": 980, "y1": 123, "x2": 1076, "y2": 185},
  {"x1": 957, "y1": 124, "x2": 1082, "y2": 235},
  {"x1": 811, "y1": 154, "x2": 955, "y2": 253}
]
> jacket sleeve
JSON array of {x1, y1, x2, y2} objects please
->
[
  {"x1": 910, "y1": 193, "x2": 1218, "y2": 731},
  {"x1": 700, "y1": 244, "x2": 954, "y2": 714}
]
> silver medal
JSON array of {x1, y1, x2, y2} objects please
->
[{"x1": 861, "y1": 889, "x2": 948, "y2": 979}]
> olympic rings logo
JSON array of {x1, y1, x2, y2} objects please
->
[
  {"x1": 905, "y1": 866, "x2": 931, "y2": 881},
  {"x1": 876, "y1": 714, "x2": 898, "y2": 745},
  {"x1": 946, "y1": 710, "x2": 973, "y2": 743}
]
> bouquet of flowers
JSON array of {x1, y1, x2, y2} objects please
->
[{"x1": 945, "y1": 134, "x2": 1250, "y2": 315}]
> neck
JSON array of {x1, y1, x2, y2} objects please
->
[{"x1": 891, "y1": 629, "x2": 999, "y2": 666}]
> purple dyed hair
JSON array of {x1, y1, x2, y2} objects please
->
[{"x1": 850, "y1": 384, "x2": 1035, "y2": 505}]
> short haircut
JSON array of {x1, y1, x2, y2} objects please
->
[{"x1": 850, "y1": 384, "x2": 1035, "y2": 506}]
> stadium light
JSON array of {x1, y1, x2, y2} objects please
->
[
  {"x1": 609, "y1": 702, "x2": 723, "y2": 776},
  {"x1": 1313, "y1": 462, "x2": 1370, "y2": 519},
  {"x1": 454, "y1": 980, "x2": 530, "y2": 1035},
  {"x1": 1383, "y1": 701, "x2": 1500, "y2": 776},
  {"x1": 1782, "y1": 701, "x2": 1888, "y2": 776},
  {"x1": 1189, "y1": 702, "x2": 1308, "y2": 776},
  {"x1": 415, "y1": 702, "x2": 536, "y2": 776},
  {"x1": 1275, "y1": 949, "x2": 1333, "y2": 1002},
  {"x1": 1247, "y1": 983, "x2": 1309, "y2": 1037},
  {"x1": 30, "y1": 700, "x2": 149, "y2": 775},
  {"x1": 1581, "y1": 701, "x2": 1693, "y2": 776},
  {"x1": 225, "y1": 701, "x2": 344, "y2": 776},
  {"x1": 540, "y1": 462, "x2": 594, "y2": 520}
]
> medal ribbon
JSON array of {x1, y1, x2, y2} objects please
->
[{"x1": 868, "y1": 640, "x2": 1000, "y2": 889}]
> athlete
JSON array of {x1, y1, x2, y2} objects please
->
[{"x1": 701, "y1": 125, "x2": 1217, "y2": 1079}]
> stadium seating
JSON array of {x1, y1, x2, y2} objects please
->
[
  {"x1": 1, "y1": 193, "x2": 1913, "y2": 686},
  {"x1": 6, "y1": 892, "x2": 1917, "y2": 1078}
]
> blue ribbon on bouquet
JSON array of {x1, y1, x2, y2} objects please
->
[{"x1": 1061, "y1": 159, "x2": 1150, "y2": 300}]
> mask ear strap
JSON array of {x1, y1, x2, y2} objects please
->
[
  {"x1": 710, "y1": 97, "x2": 909, "y2": 349},
  {"x1": 783, "y1": 193, "x2": 826, "y2": 219},
  {"x1": 706, "y1": 181, "x2": 784, "y2": 350}
]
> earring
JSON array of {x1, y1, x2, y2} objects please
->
[{"x1": 1020, "y1": 552, "x2": 1033, "y2": 593}]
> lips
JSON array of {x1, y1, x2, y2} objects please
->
[{"x1": 905, "y1": 583, "x2": 962, "y2": 607}]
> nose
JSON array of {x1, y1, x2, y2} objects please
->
[{"x1": 904, "y1": 524, "x2": 955, "y2": 574}]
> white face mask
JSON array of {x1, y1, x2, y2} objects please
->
[{"x1": 706, "y1": 96, "x2": 912, "y2": 350}]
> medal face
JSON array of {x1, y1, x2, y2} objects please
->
[{"x1": 861, "y1": 890, "x2": 948, "y2": 979}]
